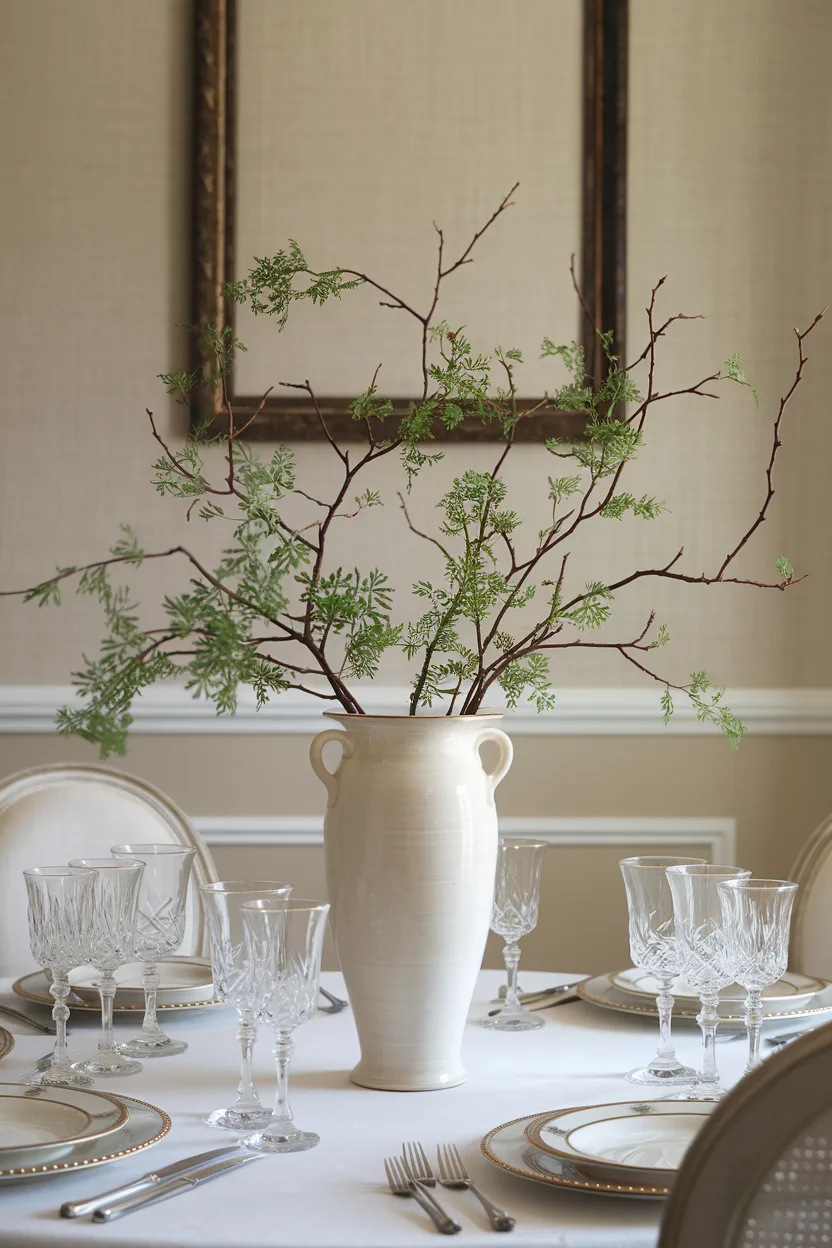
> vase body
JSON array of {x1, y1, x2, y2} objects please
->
[{"x1": 309, "y1": 713, "x2": 513, "y2": 1091}]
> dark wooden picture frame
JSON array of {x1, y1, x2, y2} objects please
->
[{"x1": 192, "y1": 0, "x2": 627, "y2": 441}]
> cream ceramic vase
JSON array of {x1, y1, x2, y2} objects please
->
[{"x1": 309, "y1": 712, "x2": 513, "y2": 1091}]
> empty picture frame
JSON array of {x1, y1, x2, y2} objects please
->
[{"x1": 192, "y1": 0, "x2": 627, "y2": 440}]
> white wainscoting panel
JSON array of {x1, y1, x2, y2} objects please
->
[
  {"x1": 2, "y1": 684, "x2": 832, "y2": 736},
  {"x1": 193, "y1": 815, "x2": 737, "y2": 863}
]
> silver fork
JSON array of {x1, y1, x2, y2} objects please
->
[
  {"x1": 437, "y1": 1142, "x2": 515, "y2": 1232},
  {"x1": 402, "y1": 1142, "x2": 463, "y2": 1232},
  {"x1": 384, "y1": 1157, "x2": 461, "y2": 1234}
]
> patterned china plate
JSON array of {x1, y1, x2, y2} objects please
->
[
  {"x1": 610, "y1": 967, "x2": 826, "y2": 1007},
  {"x1": 14, "y1": 965, "x2": 223, "y2": 1013},
  {"x1": 0, "y1": 1084, "x2": 128, "y2": 1163},
  {"x1": 65, "y1": 956, "x2": 215, "y2": 1007},
  {"x1": 577, "y1": 973, "x2": 832, "y2": 1025},
  {"x1": 482, "y1": 1110, "x2": 669, "y2": 1199},
  {"x1": 0, "y1": 1029, "x2": 13, "y2": 1061},
  {"x1": 524, "y1": 1101, "x2": 712, "y2": 1185},
  {"x1": 0, "y1": 1094, "x2": 169, "y2": 1182}
]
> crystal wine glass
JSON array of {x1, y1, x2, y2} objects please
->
[
  {"x1": 68, "y1": 856, "x2": 145, "y2": 1077},
  {"x1": 241, "y1": 898, "x2": 330, "y2": 1154},
  {"x1": 200, "y1": 880, "x2": 292, "y2": 1130},
  {"x1": 618, "y1": 855, "x2": 707, "y2": 1086},
  {"x1": 666, "y1": 863, "x2": 751, "y2": 1100},
  {"x1": 110, "y1": 843, "x2": 197, "y2": 1059},
  {"x1": 482, "y1": 838, "x2": 548, "y2": 1032},
  {"x1": 21, "y1": 866, "x2": 97, "y2": 1088},
  {"x1": 718, "y1": 877, "x2": 798, "y2": 1073}
]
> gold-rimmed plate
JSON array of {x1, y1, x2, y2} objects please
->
[
  {"x1": 0, "y1": 1094, "x2": 169, "y2": 1182},
  {"x1": 0, "y1": 1085, "x2": 128, "y2": 1164},
  {"x1": 13, "y1": 969, "x2": 224, "y2": 1014},
  {"x1": 0, "y1": 1029, "x2": 13, "y2": 1062},
  {"x1": 524, "y1": 1102, "x2": 711, "y2": 1185},
  {"x1": 577, "y1": 973, "x2": 832, "y2": 1025},
  {"x1": 481, "y1": 1111, "x2": 669, "y2": 1200},
  {"x1": 610, "y1": 967, "x2": 826, "y2": 1007}
]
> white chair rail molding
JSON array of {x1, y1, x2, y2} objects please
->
[{"x1": 2, "y1": 684, "x2": 832, "y2": 736}]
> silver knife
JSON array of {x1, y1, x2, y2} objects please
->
[
  {"x1": 92, "y1": 1152, "x2": 263, "y2": 1222},
  {"x1": 59, "y1": 1145, "x2": 243, "y2": 1219}
]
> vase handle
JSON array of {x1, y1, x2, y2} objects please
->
[
  {"x1": 475, "y1": 727, "x2": 513, "y2": 799},
  {"x1": 309, "y1": 729, "x2": 353, "y2": 799}
]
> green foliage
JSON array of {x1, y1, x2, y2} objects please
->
[
  {"x1": 660, "y1": 674, "x2": 746, "y2": 750},
  {"x1": 776, "y1": 554, "x2": 794, "y2": 583},
  {"x1": 558, "y1": 583, "x2": 614, "y2": 630},
  {"x1": 724, "y1": 353, "x2": 761, "y2": 408},
  {"x1": 223, "y1": 241, "x2": 360, "y2": 329},
  {"x1": 498, "y1": 653, "x2": 556, "y2": 712},
  {"x1": 17, "y1": 205, "x2": 790, "y2": 753},
  {"x1": 600, "y1": 493, "x2": 668, "y2": 521}
]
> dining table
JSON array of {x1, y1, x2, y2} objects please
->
[{"x1": 0, "y1": 969, "x2": 751, "y2": 1248}]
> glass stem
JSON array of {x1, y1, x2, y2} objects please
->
[
  {"x1": 141, "y1": 962, "x2": 163, "y2": 1037},
  {"x1": 235, "y1": 1011, "x2": 262, "y2": 1111},
  {"x1": 656, "y1": 975, "x2": 677, "y2": 1063},
  {"x1": 503, "y1": 942, "x2": 522, "y2": 1011},
  {"x1": 98, "y1": 971, "x2": 118, "y2": 1058},
  {"x1": 271, "y1": 1029, "x2": 294, "y2": 1126},
  {"x1": 697, "y1": 992, "x2": 721, "y2": 1090},
  {"x1": 50, "y1": 970, "x2": 70, "y2": 1069},
  {"x1": 744, "y1": 988, "x2": 764, "y2": 1072}
]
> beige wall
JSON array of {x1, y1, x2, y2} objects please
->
[{"x1": 1, "y1": 1, "x2": 832, "y2": 974}]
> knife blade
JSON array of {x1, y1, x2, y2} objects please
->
[
  {"x1": 59, "y1": 1145, "x2": 243, "y2": 1219},
  {"x1": 92, "y1": 1152, "x2": 263, "y2": 1222}
]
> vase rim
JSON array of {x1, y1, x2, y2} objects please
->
[{"x1": 323, "y1": 710, "x2": 504, "y2": 722}]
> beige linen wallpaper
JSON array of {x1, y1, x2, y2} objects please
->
[{"x1": 1, "y1": 0, "x2": 831, "y2": 973}]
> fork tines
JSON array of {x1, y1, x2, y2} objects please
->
[{"x1": 402, "y1": 1140, "x2": 435, "y2": 1184}]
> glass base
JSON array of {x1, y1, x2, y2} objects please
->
[
  {"x1": 242, "y1": 1125, "x2": 319, "y2": 1154},
  {"x1": 671, "y1": 1084, "x2": 725, "y2": 1102},
  {"x1": 119, "y1": 1035, "x2": 187, "y2": 1059},
  {"x1": 76, "y1": 1051, "x2": 142, "y2": 1077},
  {"x1": 22, "y1": 1065, "x2": 94, "y2": 1089},
  {"x1": 626, "y1": 1062, "x2": 698, "y2": 1086},
  {"x1": 482, "y1": 1009, "x2": 545, "y2": 1032},
  {"x1": 205, "y1": 1105, "x2": 274, "y2": 1131}
]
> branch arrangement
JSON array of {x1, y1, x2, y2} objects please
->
[{"x1": 3, "y1": 188, "x2": 824, "y2": 755}]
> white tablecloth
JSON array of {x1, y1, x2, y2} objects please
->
[{"x1": 0, "y1": 971, "x2": 749, "y2": 1248}]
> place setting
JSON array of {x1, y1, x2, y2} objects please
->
[{"x1": 471, "y1": 853, "x2": 814, "y2": 1209}]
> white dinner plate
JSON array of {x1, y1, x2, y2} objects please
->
[
  {"x1": 65, "y1": 956, "x2": 215, "y2": 1007},
  {"x1": 611, "y1": 967, "x2": 826, "y2": 1007},
  {"x1": 525, "y1": 1102, "x2": 711, "y2": 1185},
  {"x1": 0, "y1": 1094, "x2": 169, "y2": 1182},
  {"x1": 0, "y1": 1085, "x2": 129, "y2": 1167},
  {"x1": 14, "y1": 960, "x2": 222, "y2": 1013},
  {"x1": 481, "y1": 1111, "x2": 669, "y2": 1199},
  {"x1": 577, "y1": 973, "x2": 832, "y2": 1026}
]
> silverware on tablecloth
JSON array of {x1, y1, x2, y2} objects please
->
[
  {"x1": 59, "y1": 1145, "x2": 244, "y2": 1219},
  {"x1": 402, "y1": 1140, "x2": 465, "y2": 1232},
  {"x1": 486, "y1": 987, "x2": 581, "y2": 1017},
  {"x1": 767, "y1": 1028, "x2": 816, "y2": 1048},
  {"x1": 319, "y1": 986, "x2": 349, "y2": 1013},
  {"x1": 437, "y1": 1142, "x2": 515, "y2": 1232},
  {"x1": 384, "y1": 1156, "x2": 461, "y2": 1235},
  {"x1": 92, "y1": 1152, "x2": 263, "y2": 1222},
  {"x1": 0, "y1": 1002, "x2": 56, "y2": 1035},
  {"x1": 495, "y1": 980, "x2": 585, "y2": 1005}
]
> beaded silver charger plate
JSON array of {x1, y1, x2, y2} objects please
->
[
  {"x1": 481, "y1": 1111, "x2": 669, "y2": 1200},
  {"x1": 0, "y1": 1028, "x2": 13, "y2": 1062},
  {"x1": 577, "y1": 973, "x2": 832, "y2": 1026},
  {"x1": 0, "y1": 1095, "x2": 170, "y2": 1182},
  {"x1": 13, "y1": 970, "x2": 223, "y2": 1014}
]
